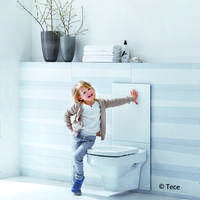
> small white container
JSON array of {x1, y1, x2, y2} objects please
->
[{"x1": 121, "y1": 40, "x2": 129, "y2": 63}]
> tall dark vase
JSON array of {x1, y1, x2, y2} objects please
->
[
  {"x1": 41, "y1": 31, "x2": 60, "y2": 62},
  {"x1": 60, "y1": 36, "x2": 76, "y2": 62}
]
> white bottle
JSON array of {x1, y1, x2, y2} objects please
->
[{"x1": 121, "y1": 40, "x2": 129, "y2": 63}]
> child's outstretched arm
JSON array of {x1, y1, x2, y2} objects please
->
[{"x1": 102, "y1": 89, "x2": 138, "y2": 109}]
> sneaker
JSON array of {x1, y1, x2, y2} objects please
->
[
  {"x1": 73, "y1": 189, "x2": 82, "y2": 196},
  {"x1": 71, "y1": 176, "x2": 85, "y2": 195}
]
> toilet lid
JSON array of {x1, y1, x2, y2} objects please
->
[{"x1": 87, "y1": 145, "x2": 138, "y2": 157}]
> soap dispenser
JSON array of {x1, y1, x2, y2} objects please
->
[{"x1": 121, "y1": 40, "x2": 129, "y2": 63}]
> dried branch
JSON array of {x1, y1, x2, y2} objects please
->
[
  {"x1": 50, "y1": 0, "x2": 53, "y2": 30},
  {"x1": 17, "y1": 0, "x2": 88, "y2": 35},
  {"x1": 75, "y1": 6, "x2": 84, "y2": 36},
  {"x1": 34, "y1": 0, "x2": 39, "y2": 19},
  {"x1": 62, "y1": 0, "x2": 69, "y2": 10},
  {"x1": 17, "y1": 0, "x2": 44, "y2": 31},
  {"x1": 54, "y1": 0, "x2": 88, "y2": 36},
  {"x1": 53, "y1": 0, "x2": 68, "y2": 34},
  {"x1": 39, "y1": 7, "x2": 48, "y2": 27}
]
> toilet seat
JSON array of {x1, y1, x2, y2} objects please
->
[{"x1": 87, "y1": 145, "x2": 138, "y2": 157}]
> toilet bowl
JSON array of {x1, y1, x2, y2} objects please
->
[{"x1": 87, "y1": 145, "x2": 146, "y2": 192}]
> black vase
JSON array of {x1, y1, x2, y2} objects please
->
[
  {"x1": 60, "y1": 36, "x2": 76, "y2": 62},
  {"x1": 41, "y1": 31, "x2": 60, "y2": 62}
]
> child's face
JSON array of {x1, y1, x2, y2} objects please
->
[{"x1": 79, "y1": 87, "x2": 95, "y2": 102}]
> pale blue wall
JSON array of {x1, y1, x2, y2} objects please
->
[
  {"x1": 19, "y1": 62, "x2": 200, "y2": 199},
  {"x1": 0, "y1": 0, "x2": 32, "y2": 178}
]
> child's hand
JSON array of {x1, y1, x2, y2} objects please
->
[
  {"x1": 130, "y1": 89, "x2": 138, "y2": 105},
  {"x1": 96, "y1": 131, "x2": 101, "y2": 137}
]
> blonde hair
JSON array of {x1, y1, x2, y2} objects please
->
[{"x1": 72, "y1": 80, "x2": 96, "y2": 103}]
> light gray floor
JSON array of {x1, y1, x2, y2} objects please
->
[{"x1": 0, "y1": 177, "x2": 189, "y2": 200}]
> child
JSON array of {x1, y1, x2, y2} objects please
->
[{"x1": 64, "y1": 80, "x2": 138, "y2": 195}]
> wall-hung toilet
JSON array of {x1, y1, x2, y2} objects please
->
[{"x1": 87, "y1": 145, "x2": 146, "y2": 192}]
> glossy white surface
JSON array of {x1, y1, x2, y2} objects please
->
[
  {"x1": 87, "y1": 145, "x2": 139, "y2": 156},
  {"x1": 112, "y1": 83, "x2": 150, "y2": 144},
  {"x1": 87, "y1": 149, "x2": 146, "y2": 169}
]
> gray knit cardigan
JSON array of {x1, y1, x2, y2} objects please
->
[{"x1": 64, "y1": 96, "x2": 134, "y2": 140}]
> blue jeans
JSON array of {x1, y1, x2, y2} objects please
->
[{"x1": 72, "y1": 132, "x2": 96, "y2": 181}]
